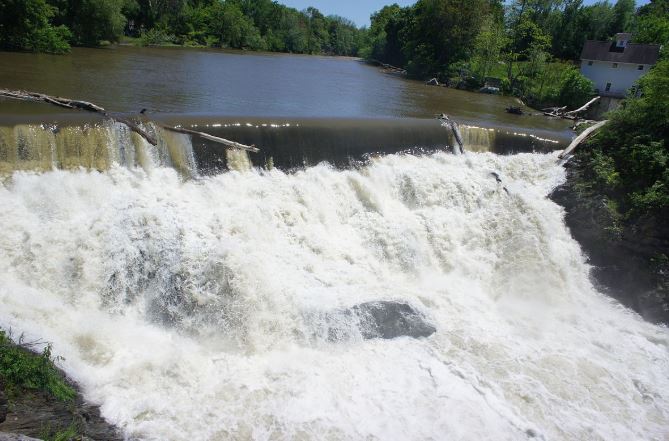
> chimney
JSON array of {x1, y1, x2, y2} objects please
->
[{"x1": 615, "y1": 33, "x2": 632, "y2": 49}]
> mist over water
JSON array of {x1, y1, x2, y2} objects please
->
[{"x1": 1, "y1": 145, "x2": 668, "y2": 440}]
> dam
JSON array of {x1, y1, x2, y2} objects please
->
[{"x1": 0, "y1": 113, "x2": 568, "y2": 176}]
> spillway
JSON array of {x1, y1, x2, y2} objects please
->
[
  {"x1": 0, "y1": 115, "x2": 667, "y2": 440},
  {"x1": 0, "y1": 115, "x2": 569, "y2": 176}
]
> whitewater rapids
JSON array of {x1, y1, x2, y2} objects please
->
[{"x1": 0, "y1": 151, "x2": 667, "y2": 440}]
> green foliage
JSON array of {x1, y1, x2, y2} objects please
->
[
  {"x1": 405, "y1": 0, "x2": 494, "y2": 78},
  {"x1": 0, "y1": 330, "x2": 76, "y2": 402},
  {"x1": 139, "y1": 27, "x2": 175, "y2": 46},
  {"x1": 471, "y1": 14, "x2": 508, "y2": 79},
  {"x1": 2, "y1": 0, "x2": 365, "y2": 55},
  {"x1": 556, "y1": 69, "x2": 594, "y2": 109},
  {"x1": 0, "y1": 0, "x2": 71, "y2": 53},
  {"x1": 611, "y1": 0, "x2": 636, "y2": 34},
  {"x1": 40, "y1": 424, "x2": 80, "y2": 441},
  {"x1": 591, "y1": 149, "x2": 621, "y2": 187},
  {"x1": 633, "y1": 0, "x2": 669, "y2": 47},
  {"x1": 580, "y1": 60, "x2": 669, "y2": 216},
  {"x1": 53, "y1": 0, "x2": 127, "y2": 46}
]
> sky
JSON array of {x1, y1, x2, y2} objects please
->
[{"x1": 278, "y1": 0, "x2": 650, "y2": 27}]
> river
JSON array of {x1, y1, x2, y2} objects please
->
[
  {"x1": 0, "y1": 46, "x2": 569, "y2": 130},
  {"x1": 0, "y1": 47, "x2": 667, "y2": 441}
]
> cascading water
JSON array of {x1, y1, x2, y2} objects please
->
[
  {"x1": 0, "y1": 121, "x2": 199, "y2": 177},
  {"x1": 1, "y1": 138, "x2": 668, "y2": 439}
]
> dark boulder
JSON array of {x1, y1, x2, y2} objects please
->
[{"x1": 309, "y1": 301, "x2": 436, "y2": 342}]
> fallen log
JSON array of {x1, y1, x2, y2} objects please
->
[
  {"x1": 565, "y1": 96, "x2": 600, "y2": 116},
  {"x1": 0, "y1": 89, "x2": 258, "y2": 152},
  {"x1": 155, "y1": 124, "x2": 259, "y2": 153},
  {"x1": 542, "y1": 96, "x2": 600, "y2": 120},
  {"x1": 1, "y1": 88, "x2": 157, "y2": 145},
  {"x1": 438, "y1": 113, "x2": 464, "y2": 154},
  {"x1": 558, "y1": 120, "x2": 608, "y2": 159}
]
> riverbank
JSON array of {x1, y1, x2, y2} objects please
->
[
  {"x1": 551, "y1": 160, "x2": 669, "y2": 324},
  {"x1": 0, "y1": 331, "x2": 121, "y2": 441},
  {"x1": 550, "y1": 59, "x2": 669, "y2": 325}
]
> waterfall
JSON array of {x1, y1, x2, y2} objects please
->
[
  {"x1": 0, "y1": 151, "x2": 667, "y2": 440},
  {"x1": 0, "y1": 122, "x2": 199, "y2": 178}
]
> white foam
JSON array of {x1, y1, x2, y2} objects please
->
[{"x1": 0, "y1": 152, "x2": 667, "y2": 440}]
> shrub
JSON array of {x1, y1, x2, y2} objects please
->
[
  {"x1": 556, "y1": 69, "x2": 594, "y2": 110},
  {"x1": 139, "y1": 28, "x2": 175, "y2": 46},
  {"x1": 0, "y1": 330, "x2": 75, "y2": 402},
  {"x1": 581, "y1": 60, "x2": 669, "y2": 216},
  {"x1": 0, "y1": 0, "x2": 71, "y2": 53}
]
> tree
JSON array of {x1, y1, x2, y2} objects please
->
[
  {"x1": 471, "y1": 14, "x2": 507, "y2": 79},
  {"x1": 583, "y1": 60, "x2": 669, "y2": 215},
  {"x1": 403, "y1": 0, "x2": 492, "y2": 78},
  {"x1": 610, "y1": 0, "x2": 636, "y2": 34},
  {"x1": 65, "y1": 0, "x2": 127, "y2": 45},
  {"x1": 556, "y1": 69, "x2": 594, "y2": 109},
  {"x1": 0, "y1": 0, "x2": 71, "y2": 53},
  {"x1": 204, "y1": 1, "x2": 263, "y2": 49},
  {"x1": 304, "y1": 7, "x2": 329, "y2": 54},
  {"x1": 633, "y1": 0, "x2": 669, "y2": 47}
]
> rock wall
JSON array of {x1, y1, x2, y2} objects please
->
[{"x1": 551, "y1": 159, "x2": 669, "y2": 324}]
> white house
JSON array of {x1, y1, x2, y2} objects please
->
[{"x1": 580, "y1": 33, "x2": 660, "y2": 98}]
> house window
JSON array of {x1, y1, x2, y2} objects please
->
[
  {"x1": 605, "y1": 82, "x2": 612, "y2": 92},
  {"x1": 612, "y1": 63, "x2": 618, "y2": 68},
  {"x1": 638, "y1": 65, "x2": 644, "y2": 70},
  {"x1": 588, "y1": 61, "x2": 593, "y2": 66}
]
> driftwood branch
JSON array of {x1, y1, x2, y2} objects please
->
[
  {"x1": 558, "y1": 120, "x2": 608, "y2": 159},
  {"x1": 0, "y1": 89, "x2": 258, "y2": 153},
  {"x1": 154, "y1": 124, "x2": 259, "y2": 153},
  {"x1": 1, "y1": 88, "x2": 158, "y2": 145},
  {"x1": 438, "y1": 113, "x2": 464, "y2": 154},
  {"x1": 565, "y1": 96, "x2": 600, "y2": 116},
  {"x1": 543, "y1": 96, "x2": 600, "y2": 120}
]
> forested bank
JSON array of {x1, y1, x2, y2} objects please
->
[
  {"x1": 0, "y1": 0, "x2": 364, "y2": 56},
  {"x1": 552, "y1": 59, "x2": 669, "y2": 324},
  {"x1": 365, "y1": 0, "x2": 668, "y2": 108}
]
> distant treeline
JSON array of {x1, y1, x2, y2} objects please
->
[
  {"x1": 363, "y1": 0, "x2": 668, "y2": 107},
  {"x1": 365, "y1": 0, "x2": 667, "y2": 79},
  {"x1": 0, "y1": 0, "x2": 365, "y2": 55}
]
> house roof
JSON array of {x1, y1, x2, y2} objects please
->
[{"x1": 581, "y1": 40, "x2": 661, "y2": 65}]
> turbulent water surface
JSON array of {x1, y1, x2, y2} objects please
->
[{"x1": 1, "y1": 145, "x2": 668, "y2": 440}]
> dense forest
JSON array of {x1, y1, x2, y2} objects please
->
[
  {"x1": 364, "y1": 0, "x2": 668, "y2": 107},
  {"x1": 0, "y1": 0, "x2": 364, "y2": 55}
]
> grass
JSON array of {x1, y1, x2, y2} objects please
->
[
  {"x1": 39, "y1": 424, "x2": 80, "y2": 441},
  {"x1": 0, "y1": 329, "x2": 76, "y2": 402}
]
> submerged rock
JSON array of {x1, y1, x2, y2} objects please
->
[
  {"x1": 310, "y1": 301, "x2": 436, "y2": 342},
  {"x1": 353, "y1": 301, "x2": 436, "y2": 339}
]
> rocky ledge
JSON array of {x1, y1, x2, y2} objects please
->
[
  {"x1": 0, "y1": 349, "x2": 122, "y2": 441},
  {"x1": 551, "y1": 160, "x2": 669, "y2": 324}
]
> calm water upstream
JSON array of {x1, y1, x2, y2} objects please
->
[{"x1": 0, "y1": 46, "x2": 569, "y2": 133}]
